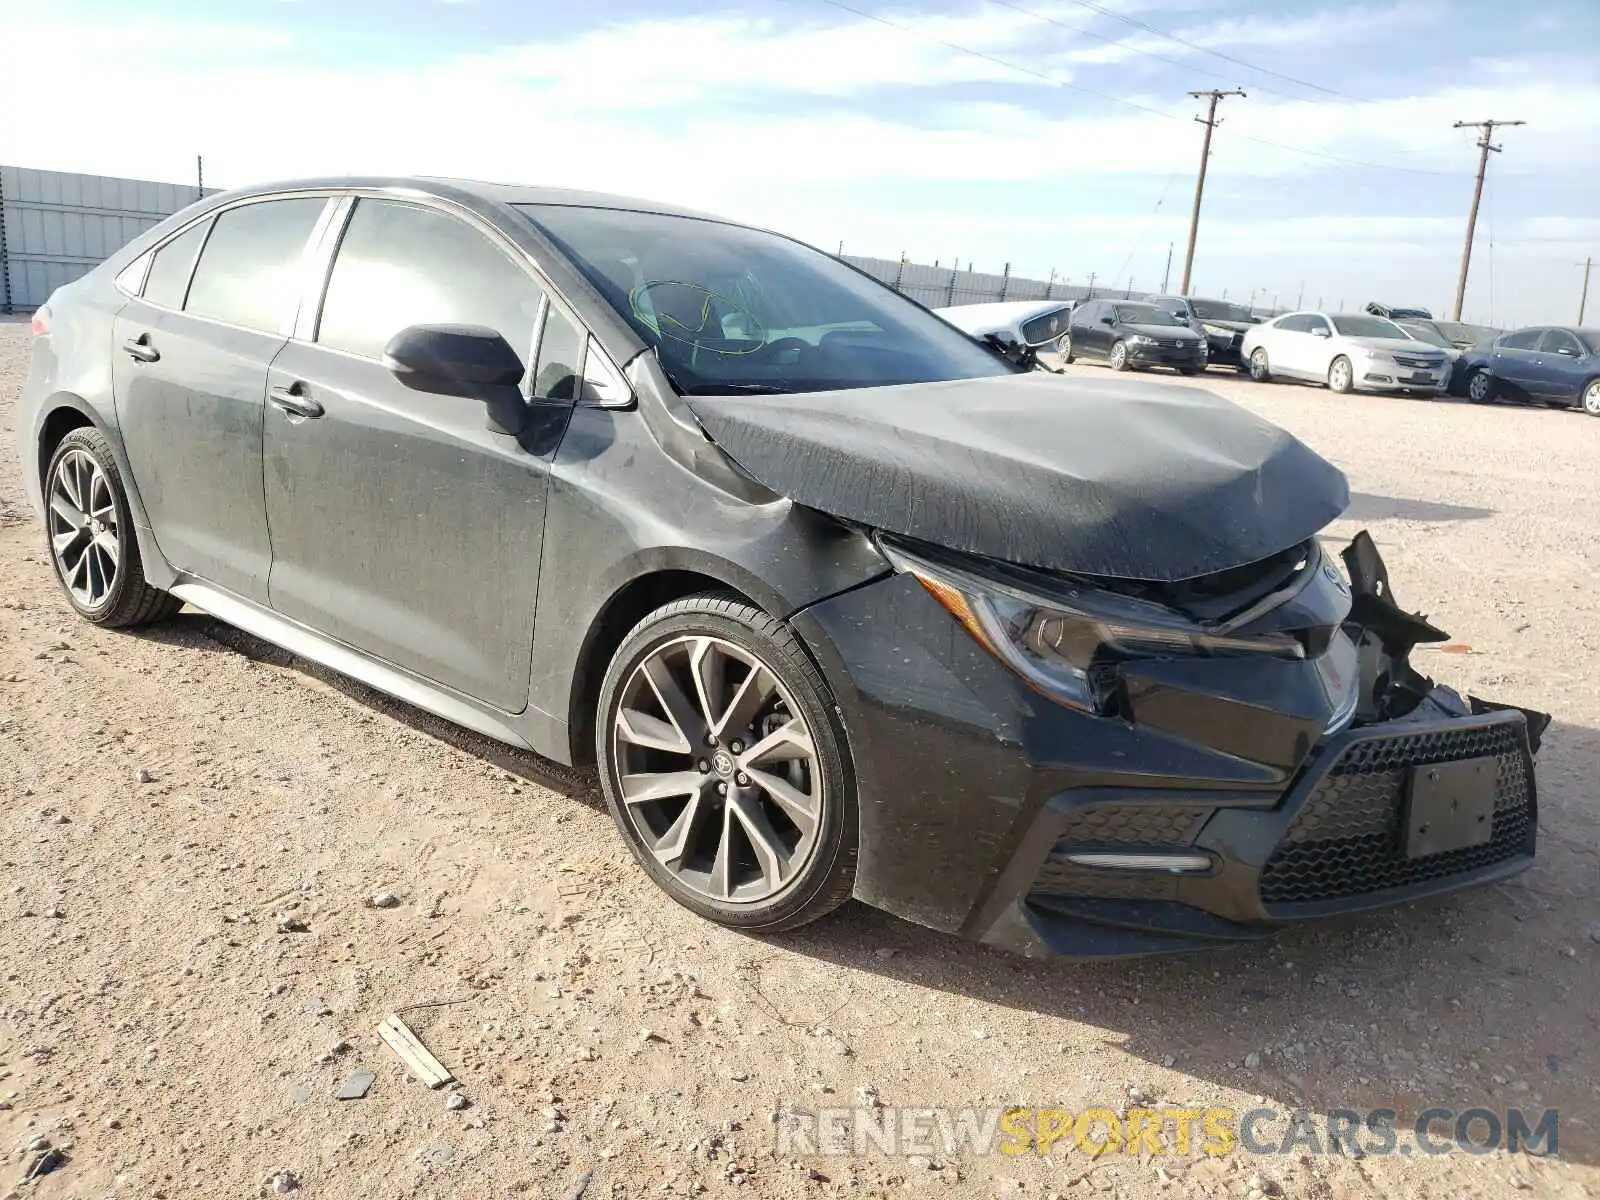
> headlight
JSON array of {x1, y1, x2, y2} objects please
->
[
  {"x1": 1356, "y1": 348, "x2": 1393, "y2": 364},
  {"x1": 880, "y1": 542, "x2": 1306, "y2": 713},
  {"x1": 1128, "y1": 334, "x2": 1156, "y2": 346},
  {"x1": 1202, "y1": 324, "x2": 1232, "y2": 337}
]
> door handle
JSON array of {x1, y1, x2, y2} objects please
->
[
  {"x1": 268, "y1": 383, "x2": 324, "y2": 420},
  {"x1": 123, "y1": 335, "x2": 160, "y2": 364}
]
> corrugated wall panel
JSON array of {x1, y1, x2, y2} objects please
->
[{"x1": 1, "y1": 164, "x2": 217, "y2": 310}]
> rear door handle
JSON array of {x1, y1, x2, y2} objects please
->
[
  {"x1": 268, "y1": 383, "x2": 324, "y2": 420},
  {"x1": 123, "y1": 334, "x2": 160, "y2": 364}
]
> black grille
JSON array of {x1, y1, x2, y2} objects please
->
[
  {"x1": 1393, "y1": 354, "x2": 1442, "y2": 371},
  {"x1": 1055, "y1": 805, "x2": 1213, "y2": 845},
  {"x1": 1259, "y1": 722, "x2": 1532, "y2": 907}
]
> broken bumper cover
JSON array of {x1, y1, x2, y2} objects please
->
[{"x1": 790, "y1": 558, "x2": 1542, "y2": 960}]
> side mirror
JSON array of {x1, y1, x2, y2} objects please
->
[
  {"x1": 384, "y1": 324, "x2": 529, "y2": 435},
  {"x1": 1557, "y1": 346, "x2": 1580, "y2": 358},
  {"x1": 1312, "y1": 327, "x2": 1331, "y2": 338},
  {"x1": 1100, "y1": 315, "x2": 1115, "y2": 326}
]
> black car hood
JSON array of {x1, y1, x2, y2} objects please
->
[
  {"x1": 1195, "y1": 318, "x2": 1256, "y2": 333},
  {"x1": 685, "y1": 372, "x2": 1349, "y2": 583}
]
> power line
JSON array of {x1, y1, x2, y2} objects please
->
[
  {"x1": 800, "y1": 0, "x2": 1467, "y2": 178},
  {"x1": 1053, "y1": 0, "x2": 1372, "y2": 104},
  {"x1": 1181, "y1": 89, "x2": 1246, "y2": 294},
  {"x1": 1451, "y1": 118, "x2": 1524, "y2": 321}
]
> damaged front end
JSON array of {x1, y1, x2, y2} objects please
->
[{"x1": 797, "y1": 522, "x2": 1548, "y2": 957}]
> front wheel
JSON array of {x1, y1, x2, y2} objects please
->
[
  {"x1": 596, "y1": 594, "x2": 857, "y2": 932},
  {"x1": 1108, "y1": 340, "x2": 1130, "y2": 371},
  {"x1": 1466, "y1": 369, "x2": 1496, "y2": 404},
  {"x1": 1248, "y1": 348, "x2": 1272, "y2": 382},
  {"x1": 44, "y1": 428, "x2": 182, "y2": 627},
  {"x1": 1060, "y1": 334, "x2": 1076, "y2": 364},
  {"x1": 1584, "y1": 379, "x2": 1600, "y2": 416},
  {"x1": 1327, "y1": 356, "x2": 1354, "y2": 394}
]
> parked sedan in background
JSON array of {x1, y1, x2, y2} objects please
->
[
  {"x1": 1463, "y1": 327, "x2": 1600, "y2": 414},
  {"x1": 1398, "y1": 317, "x2": 1499, "y2": 352},
  {"x1": 1241, "y1": 311, "x2": 1450, "y2": 395},
  {"x1": 935, "y1": 298, "x2": 1076, "y2": 370},
  {"x1": 1063, "y1": 299, "x2": 1207, "y2": 374},
  {"x1": 1144, "y1": 295, "x2": 1259, "y2": 371}
]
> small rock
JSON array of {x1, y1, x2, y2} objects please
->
[
  {"x1": 136, "y1": 768, "x2": 155, "y2": 784},
  {"x1": 444, "y1": 1091, "x2": 469, "y2": 1111},
  {"x1": 1558, "y1": 946, "x2": 1576, "y2": 959},
  {"x1": 24, "y1": 1135, "x2": 51, "y2": 1153},
  {"x1": 1243, "y1": 1052, "x2": 1262, "y2": 1070},
  {"x1": 1128, "y1": 1086, "x2": 1151, "y2": 1105},
  {"x1": 0, "y1": 1100, "x2": 12, "y2": 1111},
  {"x1": 906, "y1": 1155, "x2": 933, "y2": 1171},
  {"x1": 874, "y1": 947, "x2": 898, "y2": 960},
  {"x1": 44, "y1": 905, "x2": 64, "y2": 919},
  {"x1": 25, "y1": 1147, "x2": 65, "y2": 1180},
  {"x1": 264, "y1": 1169, "x2": 300, "y2": 1194},
  {"x1": 368, "y1": 890, "x2": 401, "y2": 909},
  {"x1": 971, "y1": 1029, "x2": 990, "y2": 1041},
  {"x1": 414, "y1": 1142, "x2": 455, "y2": 1168},
  {"x1": 729, "y1": 1068, "x2": 750, "y2": 1082},
  {"x1": 276, "y1": 913, "x2": 309, "y2": 934},
  {"x1": 318, "y1": 1040, "x2": 351, "y2": 1064},
  {"x1": 1246, "y1": 1173, "x2": 1281, "y2": 1196},
  {"x1": 1588, "y1": 923, "x2": 1600, "y2": 944},
  {"x1": 105, "y1": 1116, "x2": 123, "y2": 1129},
  {"x1": 639, "y1": 1027, "x2": 667, "y2": 1044},
  {"x1": 1162, "y1": 1055, "x2": 1177, "y2": 1069},
  {"x1": 52, "y1": 814, "x2": 70, "y2": 825}
]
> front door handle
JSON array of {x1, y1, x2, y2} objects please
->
[
  {"x1": 268, "y1": 383, "x2": 324, "y2": 420},
  {"x1": 123, "y1": 334, "x2": 160, "y2": 364}
]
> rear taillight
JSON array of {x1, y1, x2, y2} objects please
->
[{"x1": 30, "y1": 307, "x2": 50, "y2": 336}]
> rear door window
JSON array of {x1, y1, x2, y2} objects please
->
[
  {"x1": 1538, "y1": 329, "x2": 1583, "y2": 356},
  {"x1": 316, "y1": 198, "x2": 547, "y2": 368},
  {"x1": 184, "y1": 198, "x2": 329, "y2": 333},
  {"x1": 141, "y1": 221, "x2": 211, "y2": 310},
  {"x1": 1498, "y1": 329, "x2": 1541, "y2": 351}
]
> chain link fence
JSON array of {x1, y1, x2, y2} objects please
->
[{"x1": 840, "y1": 253, "x2": 1133, "y2": 308}]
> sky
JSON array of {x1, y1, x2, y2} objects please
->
[{"x1": 9, "y1": 0, "x2": 1600, "y2": 325}]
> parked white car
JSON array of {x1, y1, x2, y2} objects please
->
[
  {"x1": 1240, "y1": 311, "x2": 1451, "y2": 395},
  {"x1": 935, "y1": 299, "x2": 1076, "y2": 370}
]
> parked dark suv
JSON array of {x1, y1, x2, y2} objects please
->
[
  {"x1": 17, "y1": 177, "x2": 1545, "y2": 958},
  {"x1": 1063, "y1": 299, "x2": 1207, "y2": 374}
]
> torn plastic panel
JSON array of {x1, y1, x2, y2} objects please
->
[
  {"x1": 1339, "y1": 531, "x2": 1550, "y2": 746},
  {"x1": 685, "y1": 371, "x2": 1349, "y2": 583}
]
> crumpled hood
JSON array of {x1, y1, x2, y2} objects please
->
[{"x1": 685, "y1": 372, "x2": 1349, "y2": 583}]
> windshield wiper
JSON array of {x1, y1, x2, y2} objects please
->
[{"x1": 682, "y1": 382, "x2": 792, "y2": 395}]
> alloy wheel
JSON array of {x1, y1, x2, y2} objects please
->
[
  {"x1": 610, "y1": 635, "x2": 824, "y2": 904},
  {"x1": 1110, "y1": 341, "x2": 1127, "y2": 370},
  {"x1": 47, "y1": 449, "x2": 120, "y2": 609},
  {"x1": 1250, "y1": 348, "x2": 1270, "y2": 381},
  {"x1": 1585, "y1": 380, "x2": 1600, "y2": 416},
  {"x1": 1329, "y1": 358, "x2": 1352, "y2": 393},
  {"x1": 1468, "y1": 371, "x2": 1492, "y2": 402}
]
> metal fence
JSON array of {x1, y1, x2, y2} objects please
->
[
  {"x1": 0, "y1": 165, "x2": 213, "y2": 312},
  {"x1": 841, "y1": 254, "x2": 1106, "y2": 308}
]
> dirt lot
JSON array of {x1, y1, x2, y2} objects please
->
[{"x1": 1, "y1": 316, "x2": 1597, "y2": 1199}]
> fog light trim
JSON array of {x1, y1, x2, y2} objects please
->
[{"x1": 1062, "y1": 851, "x2": 1214, "y2": 873}]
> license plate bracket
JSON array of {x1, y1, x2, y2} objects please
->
[
  {"x1": 1402, "y1": 757, "x2": 1497, "y2": 858},
  {"x1": 1405, "y1": 372, "x2": 1436, "y2": 384}
]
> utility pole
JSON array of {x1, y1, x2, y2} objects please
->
[
  {"x1": 1161, "y1": 243, "x2": 1173, "y2": 294},
  {"x1": 1179, "y1": 88, "x2": 1246, "y2": 296},
  {"x1": 196, "y1": 154, "x2": 204, "y2": 200},
  {"x1": 1086, "y1": 271, "x2": 1097, "y2": 299},
  {"x1": 1579, "y1": 257, "x2": 1593, "y2": 324},
  {"x1": 1451, "y1": 119, "x2": 1524, "y2": 321}
]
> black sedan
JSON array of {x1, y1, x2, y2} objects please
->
[
  {"x1": 1063, "y1": 299, "x2": 1208, "y2": 374},
  {"x1": 1145, "y1": 295, "x2": 1260, "y2": 369},
  {"x1": 15, "y1": 176, "x2": 1545, "y2": 958}
]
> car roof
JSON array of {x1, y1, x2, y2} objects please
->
[{"x1": 217, "y1": 175, "x2": 732, "y2": 222}]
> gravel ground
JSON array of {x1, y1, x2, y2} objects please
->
[{"x1": 1, "y1": 316, "x2": 1597, "y2": 1199}]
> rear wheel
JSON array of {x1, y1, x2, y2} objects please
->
[
  {"x1": 1108, "y1": 340, "x2": 1130, "y2": 371},
  {"x1": 596, "y1": 594, "x2": 857, "y2": 932},
  {"x1": 1328, "y1": 356, "x2": 1354, "y2": 394},
  {"x1": 1248, "y1": 348, "x2": 1272, "y2": 382},
  {"x1": 1466, "y1": 369, "x2": 1496, "y2": 404},
  {"x1": 44, "y1": 428, "x2": 182, "y2": 627},
  {"x1": 1584, "y1": 379, "x2": 1600, "y2": 416}
]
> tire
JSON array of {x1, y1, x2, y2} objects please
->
[
  {"x1": 42, "y1": 428, "x2": 183, "y2": 628},
  {"x1": 595, "y1": 593, "x2": 857, "y2": 933},
  {"x1": 1178, "y1": 366, "x2": 1203, "y2": 376},
  {"x1": 1248, "y1": 347, "x2": 1272, "y2": 382},
  {"x1": 1108, "y1": 340, "x2": 1130, "y2": 371},
  {"x1": 1327, "y1": 356, "x2": 1354, "y2": 394},
  {"x1": 1466, "y1": 369, "x2": 1496, "y2": 404},
  {"x1": 1584, "y1": 379, "x2": 1600, "y2": 417},
  {"x1": 1060, "y1": 334, "x2": 1076, "y2": 364}
]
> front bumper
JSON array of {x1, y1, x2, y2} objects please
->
[
  {"x1": 1355, "y1": 359, "x2": 1449, "y2": 394},
  {"x1": 1129, "y1": 342, "x2": 1207, "y2": 370},
  {"x1": 1203, "y1": 331, "x2": 1247, "y2": 367},
  {"x1": 792, "y1": 574, "x2": 1537, "y2": 958}
]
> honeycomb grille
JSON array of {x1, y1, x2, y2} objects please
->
[
  {"x1": 1054, "y1": 805, "x2": 1213, "y2": 845},
  {"x1": 1260, "y1": 722, "x2": 1532, "y2": 907}
]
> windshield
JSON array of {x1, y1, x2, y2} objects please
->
[
  {"x1": 1397, "y1": 320, "x2": 1452, "y2": 348},
  {"x1": 518, "y1": 205, "x2": 1014, "y2": 395},
  {"x1": 1115, "y1": 303, "x2": 1183, "y2": 326},
  {"x1": 1437, "y1": 321, "x2": 1498, "y2": 346},
  {"x1": 1190, "y1": 299, "x2": 1255, "y2": 323},
  {"x1": 1331, "y1": 315, "x2": 1407, "y2": 339},
  {"x1": 1581, "y1": 329, "x2": 1600, "y2": 355}
]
